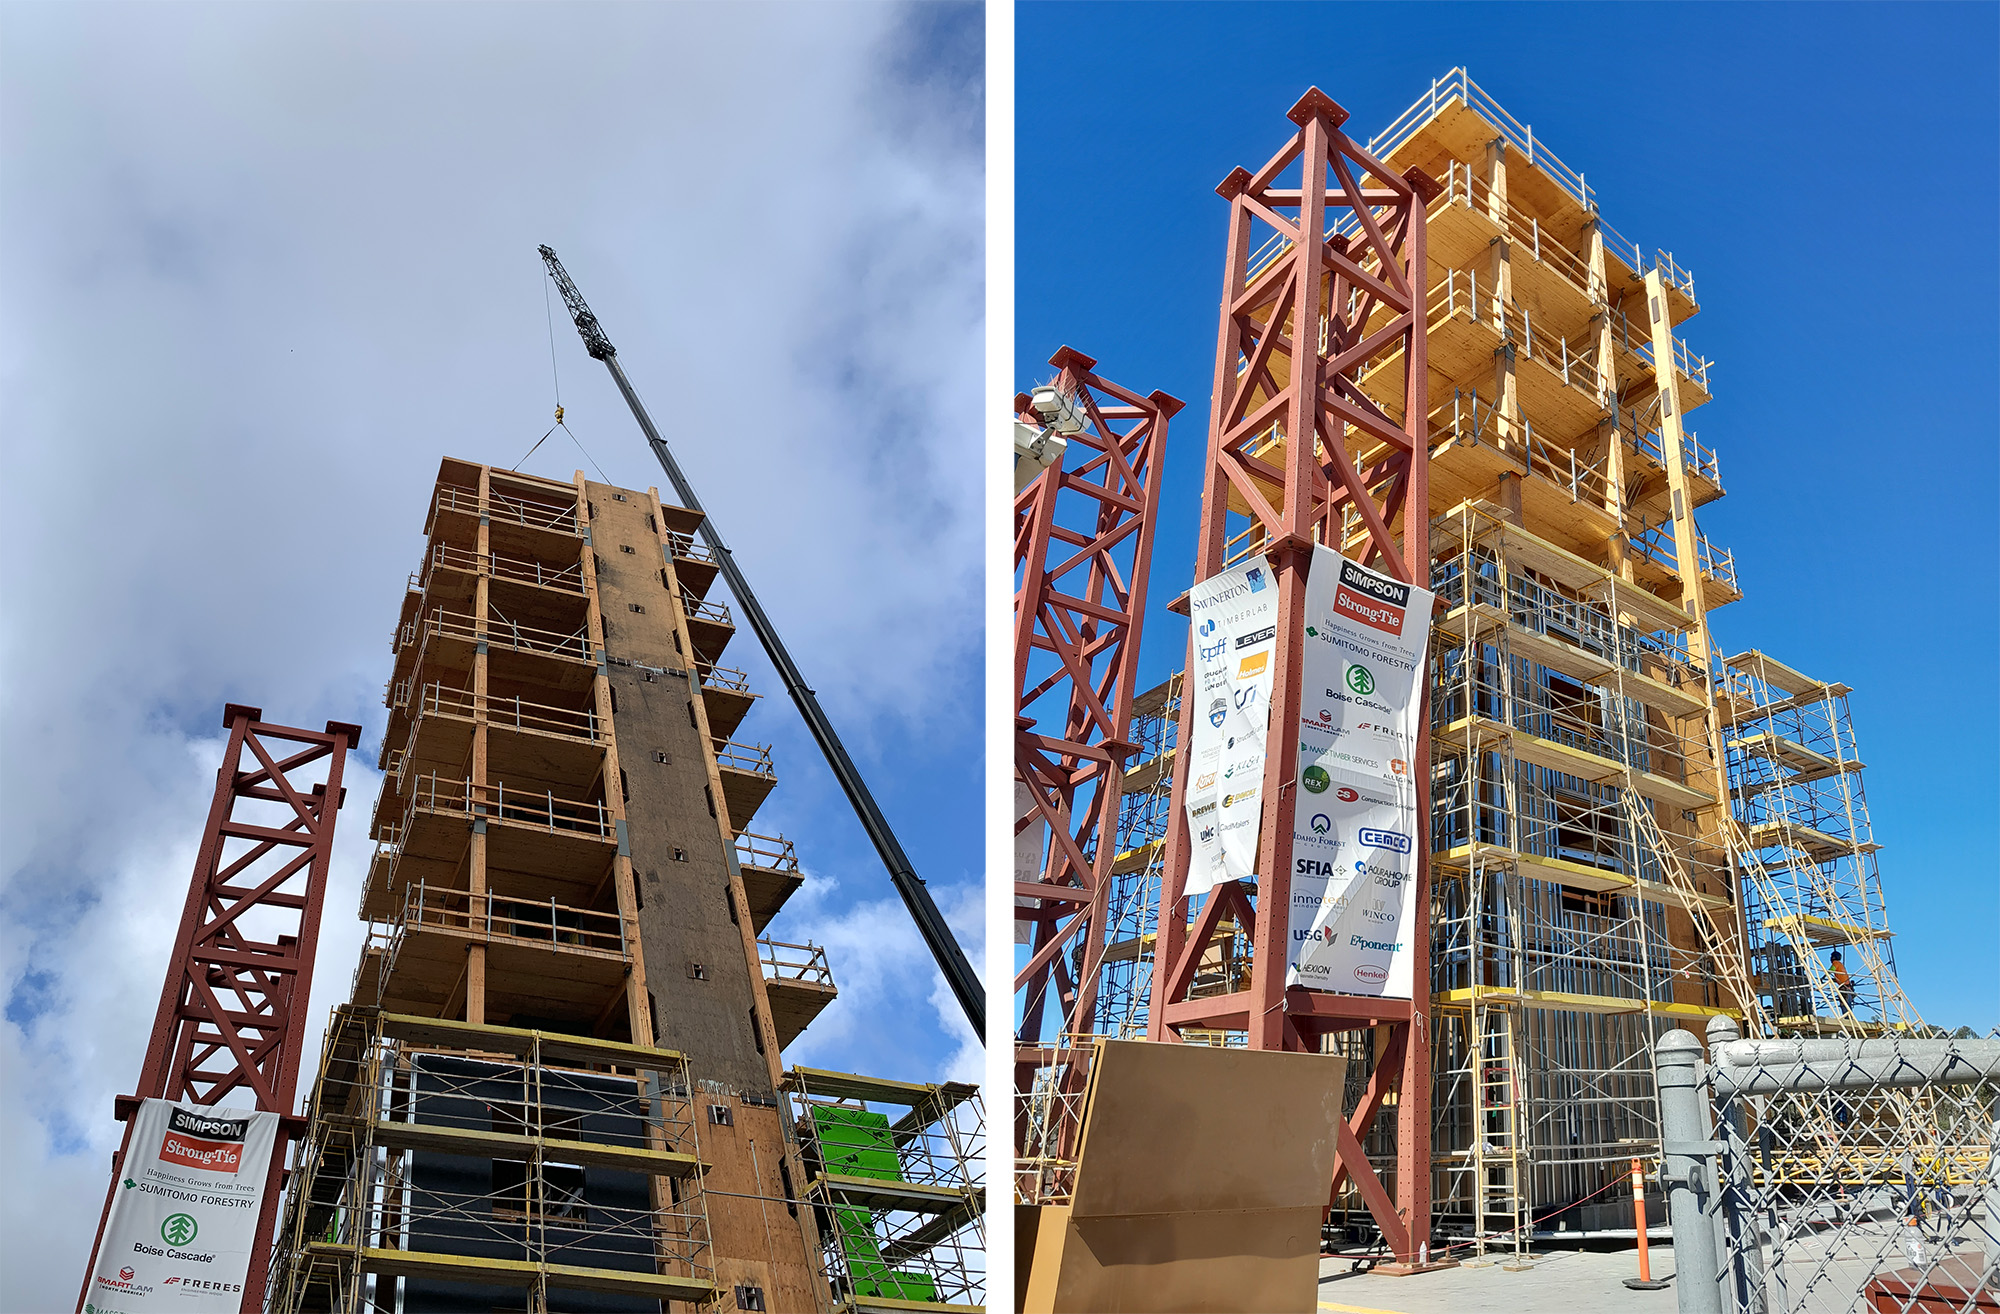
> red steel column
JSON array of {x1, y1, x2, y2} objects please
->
[
  {"x1": 77, "y1": 704, "x2": 358, "y2": 1313},
  {"x1": 1013, "y1": 349, "x2": 1179, "y2": 1177},
  {"x1": 1145, "y1": 87, "x2": 1439, "y2": 1262}
]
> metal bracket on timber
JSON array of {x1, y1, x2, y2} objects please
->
[
  {"x1": 1144, "y1": 86, "x2": 1443, "y2": 1266},
  {"x1": 77, "y1": 704, "x2": 358, "y2": 1314},
  {"x1": 1013, "y1": 347, "x2": 1181, "y2": 1184}
]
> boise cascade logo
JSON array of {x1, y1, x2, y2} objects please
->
[
  {"x1": 161, "y1": 1213, "x2": 198, "y2": 1247},
  {"x1": 1301, "y1": 765, "x2": 1330, "y2": 793},
  {"x1": 1344, "y1": 663, "x2": 1376, "y2": 696}
]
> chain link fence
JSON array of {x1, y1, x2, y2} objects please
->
[{"x1": 1657, "y1": 1016, "x2": 1998, "y2": 1314}]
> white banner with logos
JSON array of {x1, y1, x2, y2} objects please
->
[
  {"x1": 1288, "y1": 546, "x2": 1435, "y2": 997},
  {"x1": 1181, "y1": 557, "x2": 1279, "y2": 898},
  {"x1": 86, "y1": 1098, "x2": 279, "y2": 1312}
]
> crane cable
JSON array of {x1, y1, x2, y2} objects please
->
[{"x1": 516, "y1": 269, "x2": 608, "y2": 482}]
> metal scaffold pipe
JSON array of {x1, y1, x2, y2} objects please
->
[{"x1": 536, "y1": 245, "x2": 984, "y2": 1039}]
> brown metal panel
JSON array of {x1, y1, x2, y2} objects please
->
[
  {"x1": 1069, "y1": 1041, "x2": 1344, "y2": 1219},
  {"x1": 1025, "y1": 1040, "x2": 1346, "y2": 1312}
]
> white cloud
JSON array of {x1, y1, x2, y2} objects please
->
[
  {"x1": 0, "y1": 5, "x2": 982, "y2": 1307},
  {"x1": 778, "y1": 865, "x2": 986, "y2": 1088}
]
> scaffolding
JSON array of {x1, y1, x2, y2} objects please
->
[
  {"x1": 1719, "y1": 652, "x2": 1916, "y2": 1035},
  {"x1": 270, "y1": 1005, "x2": 716, "y2": 1313},
  {"x1": 789, "y1": 1068, "x2": 985, "y2": 1314},
  {"x1": 1088, "y1": 673, "x2": 1181, "y2": 1040},
  {"x1": 1423, "y1": 499, "x2": 1753, "y2": 1255}
]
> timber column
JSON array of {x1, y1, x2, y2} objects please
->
[{"x1": 467, "y1": 465, "x2": 491, "y2": 1024}]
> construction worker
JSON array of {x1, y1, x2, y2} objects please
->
[{"x1": 1830, "y1": 949, "x2": 1856, "y2": 1015}]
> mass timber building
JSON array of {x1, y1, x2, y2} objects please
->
[
  {"x1": 272, "y1": 460, "x2": 983, "y2": 1313},
  {"x1": 1032, "y1": 71, "x2": 1918, "y2": 1258}
]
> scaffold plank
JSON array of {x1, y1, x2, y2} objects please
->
[
  {"x1": 809, "y1": 1172, "x2": 979, "y2": 1216},
  {"x1": 1435, "y1": 716, "x2": 1713, "y2": 810},
  {"x1": 1760, "y1": 913, "x2": 1893, "y2": 946},
  {"x1": 306, "y1": 1244, "x2": 716, "y2": 1301},
  {"x1": 375, "y1": 1010, "x2": 687, "y2": 1071},
  {"x1": 1435, "y1": 986, "x2": 1738, "y2": 1020},
  {"x1": 363, "y1": 1118, "x2": 701, "y2": 1177},
  {"x1": 1745, "y1": 821, "x2": 1880, "y2": 862},
  {"x1": 1430, "y1": 844, "x2": 1635, "y2": 893}
]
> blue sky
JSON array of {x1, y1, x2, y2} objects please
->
[
  {"x1": 1016, "y1": 1, "x2": 1998, "y2": 1030},
  {"x1": 0, "y1": 5, "x2": 979, "y2": 1306}
]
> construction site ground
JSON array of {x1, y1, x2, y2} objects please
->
[{"x1": 1318, "y1": 1243, "x2": 1683, "y2": 1313}]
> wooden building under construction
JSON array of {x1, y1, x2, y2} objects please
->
[
  {"x1": 271, "y1": 461, "x2": 983, "y2": 1312},
  {"x1": 1016, "y1": 69, "x2": 1915, "y2": 1259}
]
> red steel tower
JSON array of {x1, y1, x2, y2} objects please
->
[
  {"x1": 1145, "y1": 87, "x2": 1442, "y2": 1264},
  {"x1": 78, "y1": 704, "x2": 359, "y2": 1312},
  {"x1": 1012, "y1": 348, "x2": 1179, "y2": 1190}
]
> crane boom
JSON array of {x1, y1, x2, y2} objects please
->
[{"x1": 537, "y1": 245, "x2": 984, "y2": 1039}]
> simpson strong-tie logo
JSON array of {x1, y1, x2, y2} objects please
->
[
  {"x1": 1332, "y1": 559, "x2": 1411, "y2": 636},
  {"x1": 1344, "y1": 663, "x2": 1375, "y2": 696},
  {"x1": 160, "y1": 1107, "x2": 249, "y2": 1174},
  {"x1": 161, "y1": 1213, "x2": 199, "y2": 1247}
]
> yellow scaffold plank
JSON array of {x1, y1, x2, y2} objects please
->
[
  {"x1": 836, "y1": 1297, "x2": 984, "y2": 1314},
  {"x1": 1436, "y1": 986, "x2": 1739, "y2": 1020},
  {"x1": 1437, "y1": 716, "x2": 1714, "y2": 811},
  {"x1": 307, "y1": 1244, "x2": 716, "y2": 1302},
  {"x1": 1745, "y1": 821, "x2": 1880, "y2": 862},
  {"x1": 1431, "y1": 844, "x2": 1635, "y2": 894},
  {"x1": 365, "y1": 1119, "x2": 701, "y2": 1178},
  {"x1": 1761, "y1": 913, "x2": 1893, "y2": 945}
]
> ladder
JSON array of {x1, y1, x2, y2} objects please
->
[{"x1": 1471, "y1": 1002, "x2": 1532, "y2": 1264}]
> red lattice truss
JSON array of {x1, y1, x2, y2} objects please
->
[
  {"x1": 1146, "y1": 87, "x2": 1443, "y2": 1262},
  {"x1": 1012, "y1": 348, "x2": 1179, "y2": 1153}
]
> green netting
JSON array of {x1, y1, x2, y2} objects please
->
[
  {"x1": 853, "y1": 1268, "x2": 940, "y2": 1302},
  {"x1": 812, "y1": 1107, "x2": 938, "y2": 1303},
  {"x1": 811, "y1": 1104, "x2": 901, "y2": 1180}
]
